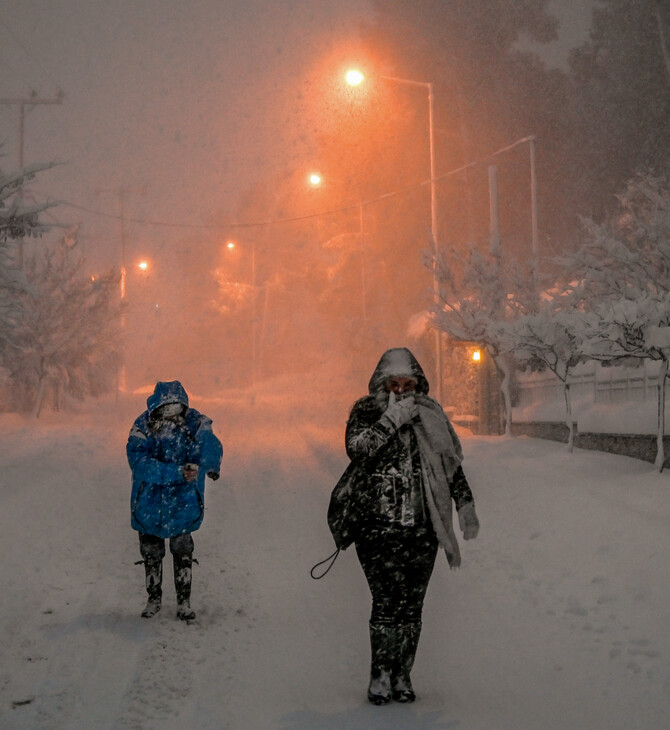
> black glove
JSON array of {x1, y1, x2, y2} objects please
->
[{"x1": 207, "y1": 470, "x2": 220, "y2": 481}]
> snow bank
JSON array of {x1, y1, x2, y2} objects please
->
[{"x1": 513, "y1": 397, "x2": 670, "y2": 435}]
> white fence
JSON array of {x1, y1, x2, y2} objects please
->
[{"x1": 515, "y1": 359, "x2": 663, "y2": 408}]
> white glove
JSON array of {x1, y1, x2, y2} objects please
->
[
  {"x1": 458, "y1": 502, "x2": 480, "y2": 540},
  {"x1": 382, "y1": 393, "x2": 419, "y2": 429}
]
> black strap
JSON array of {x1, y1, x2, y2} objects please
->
[{"x1": 310, "y1": 548, "x2": 341, "y2": 580}]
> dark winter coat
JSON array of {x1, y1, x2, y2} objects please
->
[
  {"x1": 329, "y1": 348, "x2": 474, "y2": 566},
  {"x1": 127, "y1": 380, "x2": 223, "y2": 538}
]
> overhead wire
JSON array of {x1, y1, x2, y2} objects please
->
[
  {"x1": 53, "y1": 136, "x2": 535, "y2": 231},
  {"x1": 0, "y1": 18, "x2": 535, "y2": 235}
]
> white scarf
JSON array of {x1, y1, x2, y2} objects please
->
[{"x1": 413, "y1": 395, "x2": 463, "y2": 568}]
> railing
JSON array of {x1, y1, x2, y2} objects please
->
[{"x1": 515, "y1": 360, "x2": 662, "y2": 408}]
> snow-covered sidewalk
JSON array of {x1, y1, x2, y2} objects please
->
[{"x1": 1, "y1": 403, "x2": 670, "y2": 729}]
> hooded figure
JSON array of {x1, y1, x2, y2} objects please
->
[
  {"x1": 127, "y1": 380, "x2": 223, "y2": 621},
  {"x1": 333, "y1": 348, "x2": 479, "y2": 705}
]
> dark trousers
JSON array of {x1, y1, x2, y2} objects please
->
[
  {"x1": 139, "y1": 532, "x2": 194, "y2": 561},
  {"x1": 355, "y1": 523, "x2": 438, "y2": 627}
]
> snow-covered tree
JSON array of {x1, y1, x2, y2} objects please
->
[
  {"x1": 564, "y1": 173, "x2": 670, "y2": 470},
  {"x1": 0, "y1": 162, "x2": 56, "y2": 244},
  {"x1": 0, "y1": 232, "x2": 122, "y2": 417},
  {"x1": 431, "y1": 242, "x2": 537, "y2": 435},
  {"x1": 0, "y1": 158, "x2": 57, "y2": 371},
  {"x1": 578, "y1": 296, "x2": 670, "y2": 471},
  {"x1": 499, "y1": 306, "x2": 585, "y2": 451}
]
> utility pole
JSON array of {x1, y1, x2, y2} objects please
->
[
  {"x1": 0, "y1": 91, "x2": 64, "y2": 167},
  {"x1": 529, "y1": 135, "x2": 539, "y2": 285},
  {"x1": 0, "y1": 91, "x2": 64, "y2": 269},
  {"x1": 96, "y1": 186, "x2": 134, "y2": 395},
  {"x1": 488, "y1": 165, "x2": 501, "y2": 257},
  {"x1": 378, "y1": 75, "x2": 443, "y2": 403},
  {"x1": 96, "y1": 187, "x2": 131, "y2": 297}
]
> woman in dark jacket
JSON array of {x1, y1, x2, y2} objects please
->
[{"x1": 339, "y1": 348, "x2": 479, "y2": 704}]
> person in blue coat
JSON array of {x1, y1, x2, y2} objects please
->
[{"x1": 127, "y1": 380, "x2": 222, "y2": 620}]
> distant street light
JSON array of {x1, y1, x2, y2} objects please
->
[
  {"x1": 345, "y1": 68, "x2": 442, "y2": 402},
  {"x1": 309, "y1": 171, "x2": 368, "y2": 329},
  {"x1": 116, "y1": 257, "x2": 151, "y2": 394},
  {"x1": 224, "y1": 239, "x2": 258, "y2": 388}
]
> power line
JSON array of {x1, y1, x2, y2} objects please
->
[
  {"x1": 61, "y1": 198, "x2": 374, "y2": 230},
  {"x1": 55, "y1": 136, "x2": 536, "y2": 231}
]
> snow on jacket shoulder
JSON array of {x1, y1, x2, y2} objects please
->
[{"x1": 127, "y1": 383, "x2": 222, "y2": 538}]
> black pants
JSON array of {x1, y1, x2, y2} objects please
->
[
  {"x1": 139, "y1": 532, "x2": 194, "y2": 561},
  {"x1": 355, "y1": 523, "x2": 438, "y2": 627}
]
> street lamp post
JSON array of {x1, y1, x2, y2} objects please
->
[
  {"x1": 380, "y1": 75, "x2": 438, "y2": 244},
  {"x1": 346, "y1": 70, "x2": 443, "y2": 402},
  {"x1": 251, "y1": 240, "x2": 257, "y2": 388},
  {"x1": 225, "y1": 239, "x2": 258, "y2": 388},
  {"x1": 308, "y1": 172, "x2": 368, "y2": 329}
]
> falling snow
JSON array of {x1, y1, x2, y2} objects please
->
[{"x1": 1, "y1": 387, "x2": 670, "y2": 729}]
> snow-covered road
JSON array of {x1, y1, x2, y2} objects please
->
[{"x1": 2, "y1": 399, "x2": 670, "y2": 729}]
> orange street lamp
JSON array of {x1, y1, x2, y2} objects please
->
[
  {"x1": 137, "y1": 260, "x2": 149, "y2": 272},
  {"x1": 345, "y1": 69, "x2": 365, "y2": 86},
  {"x1": 345, "y1": 68, "x2": 442, "y2": 401}
]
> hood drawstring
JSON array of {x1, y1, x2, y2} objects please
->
[{"x1": 310, "y1": 547, "x2": 341, "y2": 579}]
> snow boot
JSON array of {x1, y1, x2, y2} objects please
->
[
  {"x1": 367, "y1": 623, "x2": 393, "y2": 705},
  {"x1": 141, "y1": 559, "x2": 162, "y2": 618},
  {"x1": 174, "y1": 553, "x2": 196, "y2": 621},
  {"x1": 391, "y1": 622, "x2": 421, "y2": 703},
  {"x1": 142, "y1": 597, "x2": 161, "y2": 618}
]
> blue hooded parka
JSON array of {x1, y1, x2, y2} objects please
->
[{"x1": 127, "y1": 381, "x2": 223, "y2": 538}]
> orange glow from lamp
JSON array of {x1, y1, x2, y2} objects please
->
[
  {"x1": 345, "y1": 69, "x2": 364, "y2": 86},
  {"x1": 472, "y1": 349, "x2": 481, "y2": 363},
  {"x1": 309, "y1": 173, "x2": 322, "y2": 187}
]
